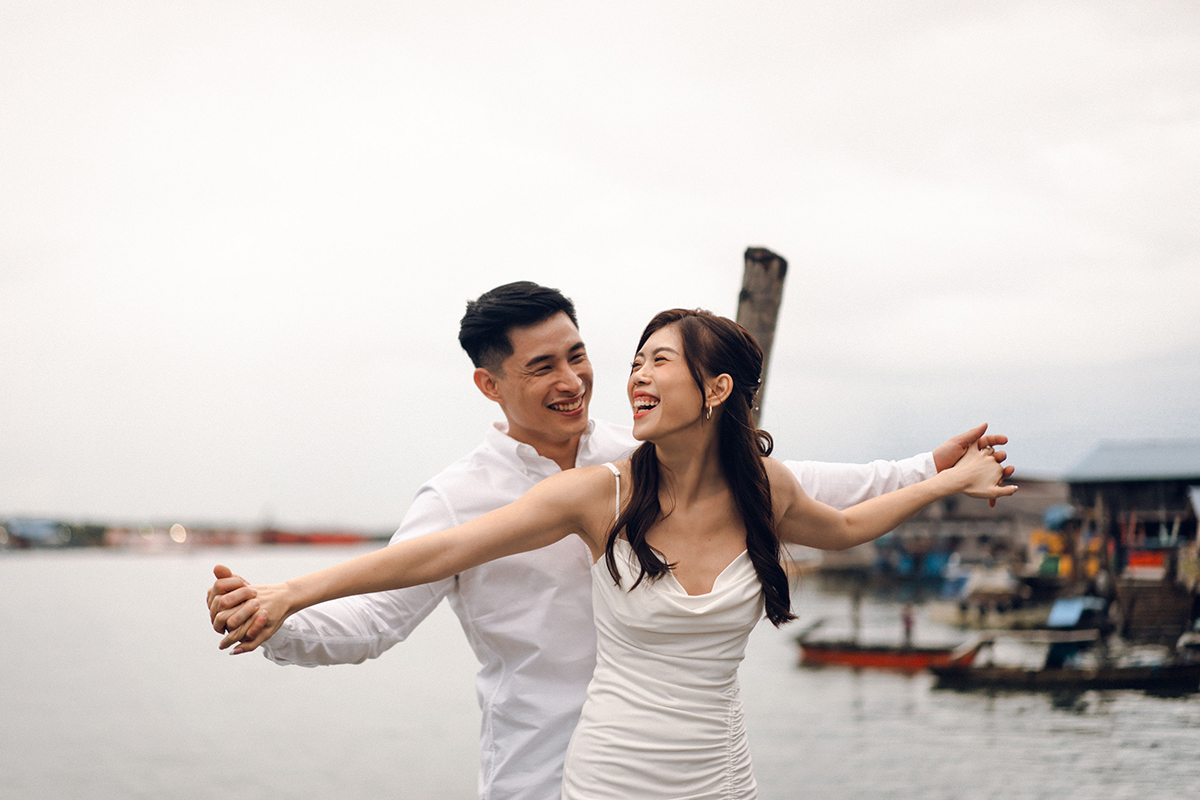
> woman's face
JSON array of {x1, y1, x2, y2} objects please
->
[{"x1": 627, "y1": 324, "x2": 705, "y2": 441}]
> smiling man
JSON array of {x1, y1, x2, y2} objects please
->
[
  {"x1": 209, "y1": 281, "x2": 1010, "y2": 800},
  {"x1": 467, "y1": 307, "x2": 594, "y2": 471}
]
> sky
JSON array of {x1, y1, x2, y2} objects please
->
[{"x1": 2, "y1": 1, "x2": 1198, "y2": 530}]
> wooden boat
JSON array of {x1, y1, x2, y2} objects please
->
[
  {"x1": 796, "y1": 637, "x2": 989, "y2": 671},
  {"x1": 930, "y1": 661, "x2": 1200, "y2": 693},
  {"x1": 259, "y1": 529, "x2": 374, "y2": 545}
]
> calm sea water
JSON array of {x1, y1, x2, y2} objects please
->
[{"x1": 2, "y1": 546, "x2": 1198, "y2": 799}]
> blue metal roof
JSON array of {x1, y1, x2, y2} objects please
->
[{"x1": 1064, "y1": 439, "x2": 1200, "y2": 483}]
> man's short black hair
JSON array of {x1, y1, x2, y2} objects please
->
[{"x1": 458, "y1": 281, "x2": 579, "y2": 371}]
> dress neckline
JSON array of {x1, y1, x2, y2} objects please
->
[{"x1": 609, "y1": 538, "x2": 751, "y2": 598}]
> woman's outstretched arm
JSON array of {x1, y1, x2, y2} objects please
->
[
  {"x1": 769, "y1": 440, "x2": 1016, "y2": 551},
  {"x1": 216, "y1": 464, "x2": 617, "y2": 653}
]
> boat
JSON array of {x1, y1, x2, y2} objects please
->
[
  {"x1": 259, "y1": 528, "x2": 375, "y2": 545},
  {"x1": 794, "y1": 600, "x2": 989, "y2": 671},
  {"x1": 929, "y1": 609, "x2": 1200, "y2": 693},
  {"x1": 929, "y1": 661, "x2": 1200, "y2": 693},
  {"x1": 796, "y1": 637, "x2": 989, "y2": 671}
]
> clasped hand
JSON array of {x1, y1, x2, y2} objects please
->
[
  {"x1": 945, "y1": 439, "x2": 1018, "y2": 500},
  {"x1": 206, "y1": 565, "x2": 281, "y2": 654}
]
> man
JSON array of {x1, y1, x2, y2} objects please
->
[{"x1": 209, "y1": 281, "x2": 1010, "y2": 800}]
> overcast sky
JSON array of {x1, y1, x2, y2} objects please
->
[{"x1": 3, "y1": 1, "x2": 1198, "y2": 530}]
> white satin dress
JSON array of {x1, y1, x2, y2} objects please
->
[{"x1": 561, "y1": 464, "x2": 763, "y2": 800}]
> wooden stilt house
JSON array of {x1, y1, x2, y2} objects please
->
[{"x1": 1064, "y1": 440, "x2": 1200, "y2": 644}]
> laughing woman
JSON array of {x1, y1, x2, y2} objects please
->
[{"x1": 215, "y1": 309, "x2": 1015, "y2": 800}]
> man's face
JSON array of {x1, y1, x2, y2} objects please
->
[{"x1": 486, "y1": 312, "x2": 593, "y2": 448}]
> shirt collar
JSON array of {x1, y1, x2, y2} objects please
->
[{"x1": 485, "y1": 419, "x2": 597, "y2": 474}]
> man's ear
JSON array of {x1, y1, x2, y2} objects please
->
[
  {"x1": 474, "y1": 367, "x2": 504, "y2": 404},
  {"x1": 706, "y1": 374, "x2": 734, "y2": 409}
]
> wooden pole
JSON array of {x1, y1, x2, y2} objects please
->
[{"x1": 735, "y1": 247, "x2": 788, "y2": 428}]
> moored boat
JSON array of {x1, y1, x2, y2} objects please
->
[
  {"x1": 796, "y1": 637, "x2": 989, "y2": 671},
  {"x1": 259, "y1": 528, "x2": 374, "y2": 545},
  {"x1": 929, "y1": 661, "x2": 1200, "y2": 693}
]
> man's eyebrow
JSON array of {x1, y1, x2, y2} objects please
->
[
  {"x1": 523, "y1": 341, "x2": 586, "y2": 370},
  {"x1": 522, "y1": 353, "x2": 554, "y2": 370},
  {"x1": 521, "y1": 340, "x2": 587, "y2": 371}
]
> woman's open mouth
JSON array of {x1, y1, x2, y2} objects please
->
[{"x1": 632, "y1": 395, "x2": 659, "y2": 419}]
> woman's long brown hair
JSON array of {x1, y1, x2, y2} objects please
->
[{"x1": 604, "y1": 309, "x2": 796, "y2": 627}]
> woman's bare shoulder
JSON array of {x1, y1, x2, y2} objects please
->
[
  {"x1": 761, "y1": 456, "x2": 794, "y2": 479},
  {"x1": 762, "y1": 457, "x2": 802, "y2": 495},
  {"x1": 573, "y1": 462, "x2": 631, "y2": 501},
  {"x1": 527, "y1": 464, "x2": 628, "y2": 513},
  {"x1": 517, "y1": 465, "x2": 623, "y2": 532},
  {"x1": 541, "y1": 464, "x2": 628, "y2": 552},
  {"x1": 541, "y1": 463, "x2": 621, "y2": 493}
]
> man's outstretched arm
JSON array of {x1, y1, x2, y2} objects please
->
[
  {"x1": 207, "y1": 487, "x2": 458, "y2": 665},
  {"x1": 784, "y1": 423, "x2": 1011, "y2": 510}
]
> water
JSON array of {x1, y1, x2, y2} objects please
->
[{"x1": 3, "y1": 546, "x2": 1198, "y2": 799}]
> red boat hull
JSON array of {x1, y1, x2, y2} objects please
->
[{"x1": 797, "y1": 640, "x2": 983, "y2": 671}]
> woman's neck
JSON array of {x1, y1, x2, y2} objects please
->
[{"x1": 651, "y1": 421, "x2": 726, "y2": 506}]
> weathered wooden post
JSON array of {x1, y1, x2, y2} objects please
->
[{"x1": 735, "y1": 247, "x2": 788, "y2": 428}]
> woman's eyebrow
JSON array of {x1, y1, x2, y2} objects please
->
[{"x1": 633, "y1": 345, "x2": 679, "y2": 359}]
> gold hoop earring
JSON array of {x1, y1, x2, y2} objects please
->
[{"x1": 705, "y1": 405, "x2": 713, "y2": 421}]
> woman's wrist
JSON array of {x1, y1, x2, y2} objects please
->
[
  {"x1": 280, "y1": 577, "x2": 310, "y2": 617},
  {"x1": 931, "y1": 466, "x2": 966, "y2": 498}
]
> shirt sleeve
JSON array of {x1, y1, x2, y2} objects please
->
[
  {"x1": 784, "y1": 453, "x2": 937, "y2": 511},
  {"x1": 260, "y1": 486, "x2": 458, "y2": 667}
]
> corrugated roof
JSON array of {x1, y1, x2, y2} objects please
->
[{"x1": 1064, "y1": 439, "x2": 1200, "y2": 483}]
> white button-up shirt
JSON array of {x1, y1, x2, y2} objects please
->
[{"x1": 262, "y1": 419, "x2": 934, "y2": 800}]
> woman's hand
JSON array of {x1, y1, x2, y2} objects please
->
[
  {"x1": 945, "y1": 440, "x2": 1018, "y2": 501},
  {"x1": 207, "y1": 564, "x2": 257, "y2": 632},
  {"x1": 931, "y1": 423, "x2": 1015, "y2": 507},
  {"x1": 216, "y1": 581, "x2": 294, "y2": 655}
]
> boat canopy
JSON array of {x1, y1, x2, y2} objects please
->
[{"x1": 1046, "y1": 596, "x2": 1107, "y2": 628}]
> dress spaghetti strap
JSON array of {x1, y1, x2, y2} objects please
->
[{"x1": 602, "y1": 462, "x2": 620, "y2": 524}]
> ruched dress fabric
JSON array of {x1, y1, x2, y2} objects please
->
[{"x1": 561, "y1": 475, "x2": 764, "y2": 799}]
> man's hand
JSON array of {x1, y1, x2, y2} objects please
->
[
  {"x1": 207, "y1": 564, "x2": 268, "y2": 641},
  {"x1": 932, "y1": 423, "x2": 1015, "y2": 507},
  {"x1": 944, "y1": 440, "x2": 1019, "y2": 502}
]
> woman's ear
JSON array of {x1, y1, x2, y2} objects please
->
[{"x1": 706, "y1": 374, "x2": 734, "y2": 410}]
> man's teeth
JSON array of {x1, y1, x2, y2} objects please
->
[{"x1": 549, "y1": 397, "x2": 583, "y2": 412}]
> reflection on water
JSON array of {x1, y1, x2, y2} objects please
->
[{"x1": 2, "y1": 547, "x2": 1198, "y2": 799}]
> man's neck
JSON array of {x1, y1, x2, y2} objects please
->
[{"x1": 504, "y1": 423, "x2": 584, "y2": 472}]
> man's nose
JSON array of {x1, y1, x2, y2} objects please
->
[{"x1": 557, "y1": 365, "x2": 583, "y2": 392}]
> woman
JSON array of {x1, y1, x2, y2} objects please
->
[{"x1": 218, "y1": 309, "x2": 1014, "y2": 799}]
